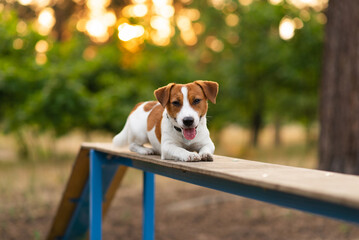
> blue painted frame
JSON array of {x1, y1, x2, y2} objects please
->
[
  {"x1": 143, "y1": 172, "x2": 155, "y2": 240},
  {"x1": 62, "y1": 150, "x2": 120, "y2": 240},
  {"x1": 87, "y1": 150, "x2": 156, "y2": 240},
  {"x1": 63, "y1": 149, "x2": 359, "y2": 240},
  {"x1": 90, "y1": 149, "x2": 103, "y2": 240}
]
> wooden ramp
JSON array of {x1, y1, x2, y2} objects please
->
[{"x1": 47, "y1": 142, "x2": 359, "y2": 240}]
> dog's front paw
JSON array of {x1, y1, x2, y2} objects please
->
[
  {"x1": 182, "y1": 152, "x2": 201, "y2": 162},
  {"x1": 141, "y1": 148, "x2": 157, "y2": 155},
  {"x1": 200, "y1": 153, "x2": 214, "y2": 161},
  {"x1": 130, "y1": 144, "x2": 156, "y2": 155}
]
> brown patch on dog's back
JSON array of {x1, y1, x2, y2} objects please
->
[
  {"x1": 147, "y1": 104, "x2": 164, "y2": 142},
  {"x1": 144, "y1": 101, "x2": 158, "y2": 112},
  {"x1": 186, "y1": 83, "x2": 208, "y2": 117},
  {"x1": 130, "y1": 102, "x2": 144, "y2": 115}
]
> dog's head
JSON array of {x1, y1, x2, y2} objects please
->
[{"x1": 154, "y1": 80, "x2": 218, "y2": 140}]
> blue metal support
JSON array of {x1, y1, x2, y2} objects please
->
[
  {"x1": 143, "y1": 172, "x2": 155, "y2": 240},
  {"x1": 90, "y1": 149, "x2": 103, "y2": 240}
]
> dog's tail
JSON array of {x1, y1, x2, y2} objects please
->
[{"x1": 112, "y1": 121, "x2": 130, "y2": 147}]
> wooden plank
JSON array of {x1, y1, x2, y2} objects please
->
[
  {"x1": 82, "y1": 142, "x2": 359, "y2": 210},
  {"x1": 46, "y1": 147, "x2": 90, "y2": 240}
]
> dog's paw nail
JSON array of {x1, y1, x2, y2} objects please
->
[
  {"x1": 200, "y1": 153, "x2": 213, "y2": 161},
  {"x1": 142, "y1": 149, "x2": 156, "y2": 155},
  {"x1": 186, "y1": 153, "x2": 201, "y2": 162}
]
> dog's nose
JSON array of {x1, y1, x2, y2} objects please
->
[{"x1": 183, "y1": 117, "x2": 194, "y2": 127}]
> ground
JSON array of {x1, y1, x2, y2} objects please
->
[{"x1": 1, "y1": 166, "x2": 359, "y2": 240}]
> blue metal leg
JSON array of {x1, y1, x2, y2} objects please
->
[
  {"x1": 90, "y1": 150, "x2": 102, "y2": 240},
  {"x1": 143, "y1": 172, "x2": 155, "y2": 240}
]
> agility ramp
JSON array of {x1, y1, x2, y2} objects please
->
[{"x1": 47, "y1": 142, "x2": 359, "y2": 240}]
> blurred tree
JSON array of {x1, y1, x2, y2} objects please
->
[
  {"x1": 218, "y1": 1, "x2": 323, "y2": 146},
  {"x1": 0, "y1": 0, "x2": 325, "y2": 154},
  {"x1": 0, "y1": 10, "x2": 41, "y2": 130},
  {"x1": 319, "y1": 0, "x2": 359, "y2": 174},
  {"x1": 52, "y1": 0, "x2": 76, "y2": 41}
]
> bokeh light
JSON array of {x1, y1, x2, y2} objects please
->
[
  {"x1": 11, "y1": 0, "x2": 328, "y2": 48},
  {"x1": 225, "y1": 14, "x2": 239, "y2": 27},
  {"x1": 35, "y1": 53, "x2": 47, "y2": 65},
  {"x1": 206, "y1": 36, "x2": 224, "y2": 52},
  {"x1": 279, "y1": 17, "x2": 295, "y2": 40},
  {"x1": 287, "y1": 0, "x2": 328, "y2": 11},
  {"x1": 239, "y1": 0, "x2": 253, "y2": 6},
  {"x1": 35, "y1": 40, "x2": 49, "y2": 53},
  {"x1": 85, "y1": 0, "x2": 116, "y2": 43},
  {"x1": 83, "y1": 46, "x2": 97, "y2": 61},
  {"x1": 209, "y1": 0, "x2": 225, "y2": 10},
  {"x1": 13, "y1": 38, "x2": 24, "y2": 50},
  {"x1": 37, "y1": 8, "x2": 55, "y2": 36},
  {"x1": 293, "y1": 17, "x2": 304, "y2": 29},
  {"x1": 268, "y1": 0, "x2": 282, "y2": 4},
  {"x1": 16, "y1": 21, "x2": 28, "y2": 36},
  {"x1": 118, "y1": 23, "x2": 145, "y2": 42},
  {"x1": 122, "y1": 4, "x2": 148, "y2": 18},
  {"x1": 176, "y1": 15, "x2": 197, "y2": 46},
  {"x1": 18, "y1": 0, "x2": 32, "y2": 5}
]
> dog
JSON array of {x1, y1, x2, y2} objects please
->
[{"x1": 112, "y1": 80, "x2": 219, "y2": 162}]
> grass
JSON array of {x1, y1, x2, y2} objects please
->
[
  {"x1": 0, "y1": 123, "x2": 319, "y2": 210},
  {"x1": 215, "y1": 124, "x2": 318, "y2": 168},
  {"x1": 0, "y1": 124, "x2": 319, "y2": 205},
  {"x1": 253, "y1": 143, "x2": 317, "y2": 168}
]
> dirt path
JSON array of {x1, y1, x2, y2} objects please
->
[{"x1": 1, "y1": 169, "x2": 359, "y2": 240}]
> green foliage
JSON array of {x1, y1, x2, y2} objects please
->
[
  {"x1": 214, "y1": 1, "x2": 323, "y2": 130},
  {"x1": 0, "y1": 10, "x2": 43, "y2": 132},
  {"x1": 0, "y1": 1, "x2": 324, "y2": 144}
]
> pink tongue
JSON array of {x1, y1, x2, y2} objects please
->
[{"x1": 183, "y1": 128, "x2": 196, "y2": 140}]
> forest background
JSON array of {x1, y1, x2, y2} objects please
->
[
  {"x1": 0, "y1": 0, "x2": 325, "y2": 161},
  {"x1": 3, "y1": 0, "x2": 359, "y2": 239}
]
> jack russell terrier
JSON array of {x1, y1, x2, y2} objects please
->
[{"x1": 113, "y1": 80, "x2": 219, "y2": 162}]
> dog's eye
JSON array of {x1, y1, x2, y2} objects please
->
[
  {"x1": 172, "y1": 101, "x2": 181, "y2": 107},
  {"x1": 193, "y1": 99, "x2": 201, "y2": 105}
]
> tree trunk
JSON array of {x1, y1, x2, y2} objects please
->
[
  {"x1": 53, "y1": 0, "x2": 76, "y2": 41},
  {"x1": 251, "y1": 110, "x2": 263, "y2": 147},
  {"x1": 274, "y1": 117, "x2": 281, "y2": 147},
  {"x1": 319, "y1": 0, "x2": 359, "y2": 174}
]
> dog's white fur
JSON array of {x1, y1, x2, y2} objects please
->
[{"x1": 113, "y1": 81, "x2": 217, "y2": 162}]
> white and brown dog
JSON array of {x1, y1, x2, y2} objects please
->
[{"x1": 112, "y1": 80, "x2": 219, "y2": 162}]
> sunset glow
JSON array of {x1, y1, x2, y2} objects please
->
[
  {"x1": 13, "y1": 0, "x2": 327, "y2": 47},
  {"x1": 85, "y1": 0, "x2": 116, "y2": 42}
]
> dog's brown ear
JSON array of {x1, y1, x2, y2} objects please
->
[
  {"x1": 154, "y1": 83, "x2": 175, "y2": 107},
  {"x1": 195, "y1": 80, "x2": 219, "y2": 104}
]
